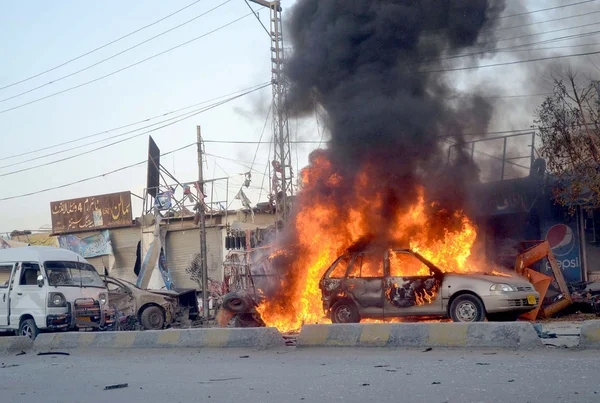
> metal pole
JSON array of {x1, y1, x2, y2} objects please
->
[
  {"x1": 470, "y1": 142, "x2": 475, "y2": 161},
  {"x1": 530, "y1": 131, "x2": 535, "y2": 168},
  {"x1": 500, "y1": 137, "x2": 507, "y2": 181},
  {"x1": 197, "y1": 126, "x2": 209, "y2": 320}
]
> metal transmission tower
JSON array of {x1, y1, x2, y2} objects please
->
[{"x1": 249, "y1": 0, "x2": 294, "y2": 228}]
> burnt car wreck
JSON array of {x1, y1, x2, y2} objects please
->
[
  {"x1": 103, "y1": 276, "x2": 199, "y2": 330},
  {"x1": 320, "y1": 247, "x2": 540, "y2": 323}
]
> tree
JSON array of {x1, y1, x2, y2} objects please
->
[{"x1": 534, "y1": 72, "x2": 600, "y2": 210}]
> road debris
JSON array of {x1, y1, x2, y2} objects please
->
[
  {"x1": 432, "y1": 382, "x2": 441, "y2": 385},
  {"x1": 1, "y1": 364, "x2": 20, "y2": 368},
  {"x1": 476, "y1": 363, "x2": 490, "y2": 366},
  {"x1": 374, "y1": 365, "x2": 389, "y2": 368},
  {"x1": 361, "y1": 383, "x2": 370, "y2": 386},
  {"x1": 37, "y1": 352, "x2": 70, "y2": 356},
  {"x1": 209, "y1": 377, "x2": 243, "y2": 382},
  {"x1": 422, "y1": 347, "x2": 433, "y2": 352},
  {"x1": 104, "y1": 383, "x2": 128, "y2": 390},
  {"x1": 15, "y1": 351, "x2": 26, "y2": 356},
  {"x1": 239, "y1": 355, "x2": 250, "y2": 358}
]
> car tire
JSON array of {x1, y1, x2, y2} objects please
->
[
  {"x1": 222, "y1": 293, "x2": 252, "y2": 313},
  {"x1": 330, "y1": 300, "x2": 360, "y2": 324},
  {"x1": 487, "y1": 312, "x2": 519, "y2": 322},
  {"x1": 140, "y1": 306, "x2": 165, "y2": 330},
  {"x1": 449, "y1": 294, "x2": 486, "y2": 322},
  {"x1": 19, "y1": 318, "x2": 39, "y2": 340}
]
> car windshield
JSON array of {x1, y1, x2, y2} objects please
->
[{"x1": 45, "y1": 261, "x2": 105, "y2": 288}]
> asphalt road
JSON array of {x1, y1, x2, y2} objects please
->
[{"x1": 1, "y1": 347, "x2": 598, "y2": 403}]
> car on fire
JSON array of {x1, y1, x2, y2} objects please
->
[
  {"x1": 103, "y1": 276, "x2": 199, "y2": 330},
  {"x1": 319, "y1": 247, "x2": 540, "y2": 323}
]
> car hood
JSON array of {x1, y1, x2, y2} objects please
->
[{"x1": 444, "y1": 273, "x2": 529, "y2": 285}]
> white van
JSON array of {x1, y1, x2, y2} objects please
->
[{"x1": 0, "y1": 246, "x2": 112, "y2": 339}]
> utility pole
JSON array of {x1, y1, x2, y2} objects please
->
[
  {"x1": 249, "y1": 0, "x2": 294, "y2": 231},
  {"x1": 197, "y1": 125, "x2": 209, "y2": 320}
]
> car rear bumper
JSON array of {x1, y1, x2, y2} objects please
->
[{"x1": 482, "y1": 291, "x2": 540, "y2": 313}]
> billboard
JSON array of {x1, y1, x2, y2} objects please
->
[
  {"x1": 147, "y1": 136, "x2": 160, "y2": 198},
  {"x1": 58, "y1": 230, "x2": 114, "y2": 258},
  {"x1": 50, "y1": 191, "x2": 133, "y2": 234},
  {"x1": 541, "y1": 220, "x2": 582, "y2": 283}
]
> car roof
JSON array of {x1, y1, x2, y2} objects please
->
[{"x1": 0, "y1": 246, "x2": 90, "y2": 264}]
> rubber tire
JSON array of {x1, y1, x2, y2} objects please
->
[
  {"x1": 19, "y1": 318, "x2": 40, "y2": 340},
  {"x1": 487, "y1": 312, "x2": 519, "y2": 322},
  {"x1": 449, "y1": 294, "x2": 486, "y2": 322},
  {"x1": 140, "y1": 306, "x2": 165, "y2": 330},
  {"x1": 330, "y1": 300, "x2": 360, "y2": 324},
  {"x1": 222, "y1": 293, "x2": 251, "y2": 313}
]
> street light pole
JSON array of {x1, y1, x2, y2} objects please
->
[{"x1": 197, "y1": 125, "x2": 209, "y2": 320}]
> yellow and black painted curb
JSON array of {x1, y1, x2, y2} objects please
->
[
  {"x1": 296, "y1": 322, "x2": 544, "y2": 349},
  {"x1": 33, "y1": 327, "x2": 286, "y2": 350}
]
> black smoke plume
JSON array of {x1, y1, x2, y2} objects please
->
[{"x1": 284, "y1": 0, "x2": 506, "y2": 238}]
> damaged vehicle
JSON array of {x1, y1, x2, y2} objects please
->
[
  {"x1": 320, "y1": 247, "x2": 540, "y2": 323},
  {"x1": 103, "y1": 276, "x2": 199, "y2": 330}
]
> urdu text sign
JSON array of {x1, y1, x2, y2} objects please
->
[{"x1": 50, "y1": 191, "x2": 133, "y2": 234}]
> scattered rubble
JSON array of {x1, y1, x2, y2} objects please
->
[{"x1": 104, "y1": 383, "x2": 128, "y2": 390}]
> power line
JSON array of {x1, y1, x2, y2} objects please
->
[
  {"x1": 0, "y1": 11, "x2": 255, "y2": 115},
  {"x1": 243, "y1": 0, "x2": 270, "y2": 36},
  {"x1": 0, "y1": 143, "x2": 196, "y2": 202},
  {"x1": 419, "y1": 29, "x2": 600, "y2": 65},
  {"x1": 487, "y1": 9, "x2": 600, "y2": 33},
  {"x1": 0, "y1": 0, "x2": 205, "y2": 92},
  {"x1": 250, "y1": 104, "x2": 272, "y2": 171},
  {"x1": 0, "y1": 82, "x2": 270, "y2": 162},
  {"x1": 0, "y1": 84, "x2": 271, "y2": 177},
  {"x1": 0, "y1": 1, "x2": 232, "y2": 104},
  {"x1": 422, "y1": 49, "x2": 600, "y2": 74},
  {"x1": 497, "y1": 0, "x2": 596, "y2": 20},
  {"x1": 0, "y1": 82, "x2": 271, "y2": 167},
  {"x1": 205, "y1": 153, "x2": 265, "y2": 174},
  {"x1": 203, "y1": 139, "x2": 323, "y2": 144}
]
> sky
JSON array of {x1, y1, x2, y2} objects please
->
[{"x1": 1, "y1": 0, "x2": 599, "y2": 234}]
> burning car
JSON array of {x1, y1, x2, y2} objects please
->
[
  {"x1": 319, "y1": 247, "x2": 540, "y2": 323},
  {"x1": 103, "y1": 276, "x2": 199, "y2": 330}
]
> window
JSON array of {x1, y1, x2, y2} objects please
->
[
  {"x1": 389, "y1": 251, "x2": 431, "y2": 277},
  {"x1": 19, "y1": 263, "x2": 41, "y2": 286},
  {"x1": 45, "y1": 261, "x2": 105, "y2": 288},
  {"x1": 348, "y1": 253, "x2": 383, "y2": 278},
  {"x1": 0, "y1": 265, "x2": 13, "y2": 287},
  {"x1": 328, "y1": 256, "x2": 352, "y2": 278}
]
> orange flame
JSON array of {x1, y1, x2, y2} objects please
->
[{"x1": 257, "y1": 153, "x2": 483, "y2": 332}]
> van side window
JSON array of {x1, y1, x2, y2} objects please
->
[
  {"x1": 0, "y1": 265, "x2": 12, "y2": 287},
  {"x1": 19, "y1": 263, "x2": 41, "y2": 286}
]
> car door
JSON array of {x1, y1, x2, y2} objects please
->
[
  {"x1": 384, "y1": 250, "x2": 443, "y2": 317},
  {"x1": 105, "y1": 278, "x2": 135, "y2": 316},
  {"x1": 344, "y1": 252, "x2": 385, "y2": 314},
  {"x1": 10, "y1": 262, "x2": 46, "y2": 326},
  {"x1": 0, "y1": 263, "x2": 16, "y2": 326}
]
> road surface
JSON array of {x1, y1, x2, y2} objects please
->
[{"x1": 1, "y1": 347, "x2": 598, "y2": 403}]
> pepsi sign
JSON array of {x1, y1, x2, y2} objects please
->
[{"x1": 542, "y1": 222, "x2": 582, "y2": 283}]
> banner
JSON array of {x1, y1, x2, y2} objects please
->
[
  {"x1": 58, "y1": 230, "x2": 114, "y2": 258},
  {"x1": 13, "y1": 233, "x2": 59, "y2": 247},
  {"x1": 540, "y1": 217, "x2": 582, "y2": 283}
]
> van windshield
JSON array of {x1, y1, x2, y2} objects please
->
[{"x1": 45, "y1": 261, "x2": 105, "y2": 288}]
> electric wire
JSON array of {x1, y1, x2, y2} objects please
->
[
  {"x1": 0, "y1": 143, "x2": 196, "y2": 201},
  {"x1": 0, "y1": 0, "x2": 232, "y2": 104},
  {"x1": 0, "y1": 11, "x2": 256, "y2": 115},
  {"x1": 0, "y1": 0, "x2": 205, "y2": 91},
  {"x1": 0, "y1": 81, "x2": 270, "y2": 162}
]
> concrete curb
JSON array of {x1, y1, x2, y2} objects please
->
[
  {"x1": 297, "y1": 322, "x2": 543, "y2": 349},
  {"x1": 34, "y1": 327, "x2": 286, "y2": 350},
  {"x1": 0, "y1": 336, "x2": 33, "y2": 354},
  {"x1": 579, "y1": 320, "x2": 600, "y2": 348}
]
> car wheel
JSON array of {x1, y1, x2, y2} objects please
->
[
  {"x1": 449, "y1": 294, "x2": 485, "y2": 322},
  {"x1": 330, "y1": 300, "x2": 360, "y2": 324},
  {"x1": 487, "y1": 312, "x2": 519, "y2": 322},
  {"x1": 222, "y1": 293, "x2": 252, "y2": 313},
  {"x1": 140, "y1": 306, "x2": 165, "y2": 330},
  {"x1": 19, "y1": 318, "x2": 39, "y2": 340}
]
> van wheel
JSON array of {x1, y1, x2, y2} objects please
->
[
  {"x1": 140, "y1": 306, "x2": 165, "y2": 330},
  {"x1": 449, "y1": 294, "x2": 486, "y2": 322},
  {"x1": 19, "y1": 319, "x2": 39, "y2": 340},
  {"x1": 330, "y1": 301, "x2": 360, "y2": 323}
]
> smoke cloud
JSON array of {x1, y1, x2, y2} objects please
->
[{"x1": 284, "y1": 0, "x2": 507, "y2": 237}]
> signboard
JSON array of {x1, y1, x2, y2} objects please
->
[
  {"x1": 58, "y1": 230, "x2": 114, "y2": 258},
  {"x1": 540, "y1": 219, "x2": 582, "y2": 283},
  {"x1": 474, "y1": 176, "x2": 541, "y2": 216},
  {"x1": 147, "y1": 136, "x2": 160, "y2": 198},
  {"x1": 50, "y1": 191, "x2": 133, "y2": 234}
]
